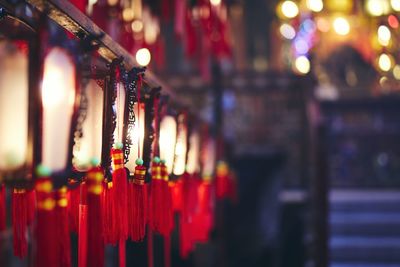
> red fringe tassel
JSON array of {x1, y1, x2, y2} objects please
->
[
  {"x1": 55, "y1": 187, "x2": 71, "y2": 267},
  {"x1": 0, "y1": 185, "x2": 6, "y2": 232},
  {"x1": 12, "y1": 189, "x2": 28, "y2": 258},
  {"x1": 67, "y1": 181, "x2": 80, "y2": 233}
]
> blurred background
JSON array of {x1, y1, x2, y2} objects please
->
[{"x1": 1, "y1": 0, "x2": 400, "y2": 267}]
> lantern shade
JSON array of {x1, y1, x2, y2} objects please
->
[
  {"x1": 126, "y1": 102, "x2": 145, "y2": 173},
  {"x1": 0, "y1": 41, "x2": 28, "y2": 171},
  {"x1": 186, "y1": 131, "x2": 200, "y2": 175},
  {"x1": 114, "y1": 82, "x2": 126, "y2": 144},
  {"x1": 173, "y1": 114, "x2": 188, "y2": 176},
  {"x1": 202, "y1": 138, "x2": 216, "y2": 178},
  {"x1": 73, "y1": 80, "x2": 103, "y2": 169},
  {"x1": 41, "y1": 48, "x2": 76, "y2": 172},
  {"x1": 159, "y1": 115, "x2": 177, "y2": 174}
]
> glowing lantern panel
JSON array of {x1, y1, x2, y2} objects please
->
[
  {"x1": 126, "y1": 103, "x2": 145, "y2": 173},
  {"x1": 41, "y1": 48, "x2": 76, "y2": 172},
  {"x1": 0, "y1": 41, "x2": 28, "y2": 170},
  {"x1": 186, "y1": 132, "x2": 200, "y2": 175},
  {"x1": 159, "y1": 116, "x2": 177, "y2": 174},
  {"x1": 173, "y1": 114, "x2": 188, "y2": 176}
]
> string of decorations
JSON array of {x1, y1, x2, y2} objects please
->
[{"x1": 0, "y1": 1, "x2": 237, "y2": 267}]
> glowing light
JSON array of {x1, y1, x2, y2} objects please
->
[
  {"x1": 306, "y1": 0, "x2": 323, "y2": 12},
  {"x1": 295, "y1": 56, "x2": 311, "y2": 74},
  {"x1": 316, "y1": 17, "x2": 330, "y2": 32},
  {"x1": 378, "y1": 53, "x2": 392, "y2": 71},
  {"x1": 173, "y1": 114, "x2": 188, "y2": 176},
  {"x1": 294, "y1": 38, "x2": 309, "y2": 54},
  {"x1": 131, "y1": 20, "x2": 143, "y2": 33},
  {"x1": 279, "y1": 23, "x2": 296, "y2": 40},
  {"x1": 186, "y1": 132, "x2": 200, "y2": 174},
  {"x1": 393, "y1": 65, "x2": 400, "y2": 80},
  {"x1": 42, "y1": 48, "x2": 76, "y2": 172},
  {"x1": 333, "y1": 17, "x2": 350, "y2": 35},
  {"x1": 281, "y1": 1, "x2": 299, "y2": 19},
  {"x1": 391, "y1": 0, "x2": 400, "y2": 11},
  {"x1": 302, "y1": 19, "x2": 316, "y2": 33},
  {"x1": 126, "y1": 103, "x2": 145, "y2": 172},
  {"x1": 210, "y1": 0, "x2": 221, "y2": 6},
  {"x1": 136, "y1": 48, "x2": 151, "y2": 66},
  {"x1": 160, "y1": 116, "x2": 177, "y2": 174},
  {"x1": 377, "y1": 25, "x2": 391, "y2": 46},
  {"x1": 122, "y1": 8, "x2": 134, "y2": 22},
  {"x1": 366, "y1": 0, "x2": 390, "y2": 16},
  {"x1": 388, "y1": 15, "x2": 399, "y2": 28},
  {"x1": 107, "y1": 0, "x2": 118, "y2": 6}
]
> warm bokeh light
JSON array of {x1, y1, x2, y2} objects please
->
[
  {"x1": 279, "y1": 23, "x2": 296, "y2": 40},
  {"x1": 210, "y1": 0, "x2": 221, "y2": 6},
  {"x1": 306, "y1": 0, "x2": 323, "y2": 12},
  {"x1": 295, "y1": 56, "x2": 311, "y2": 74},
  {"x1": 377, "y1": 25, "x2": 391, "y2": 46},
  {"x1": 333, "y1": 17, "x2": 350, "y2": 35},
  {"x1": 123, "y1": 8, "x2": 134, "y2": 22},
  {"x1": 136, "y1": 48, "x2": 151, "y2": 66},
  {"x1": 393, "y1": 65, "x2": 400, "y2": 80},
  {"x1": 366, "y1": 0, "x2": 390, "y2": 16},
  {"x1": 391, "y1": 0, "x2": 400, "y2": 11},
  {"x1": 388, "y1": 15, "x2": 399, "y2": 28},
  {"x1": 107, "y1": 0, "x2": 118, "y2": 6},
  {"x1": 316, "y1": 17, "x2": 330, "y2": 32},
  {"x1": 131, "y1": 20, "x2": 143, "y2": 33},
  {"x1": 378, "y1": 53, "x2": 392, "y2": 71},
  {"x1": 281, "y1": 1, "x2": 299, "y2": 19}
]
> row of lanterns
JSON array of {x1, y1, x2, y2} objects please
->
[{"x1": 0, "y1": 7, "x2": 236, "y2": 267}]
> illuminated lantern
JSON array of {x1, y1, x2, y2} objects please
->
[
  {"x1": 186, "y1": 130, "x2": 201, "y2": 175},
  {"x1": 126, "y1": 102, "x2": 145, "y2": 173},
  {"x1": 0, "y1": 40, "x2": 29, "y2": 178},
  {"x1": 173, "y1": 113, "x2": 188, "y2": 177},
  {"x1": 159, "y1": 115, "x2": 177, "y2": 174},
  {"x1": 73, "y1": 80, "x2": 104, "y2": 170},
  {"x1": 41, "y1": 47, "x2": 77, "y2": 173}
]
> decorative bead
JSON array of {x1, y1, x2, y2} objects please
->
[
  {"x1": 114, "y1": 142, "x2": 123, "y2": 149},
  {"x1": 136, "y1": 158, "x2": 144, "y2": 166},
  {"x1": 153, "y1": 156, "x2": 160, "y2": 163},
  {"x1": 90, "y1": 157, "x2": 100, "y2": 167},
  {"x1": 160, "y1": 159, "x2": 166, "y2": 164},
  {"x1": 36, "y1": 164, "x2": 51, "y2": 177}
]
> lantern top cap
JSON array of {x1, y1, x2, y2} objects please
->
[
  {"x1": 153, "y1": 156, "x2": 160, "y2": 163},
  {"x1": 90, "y1": 157, "x2": 100, "y2": 167},
  {"x1": 114, "y1": 142, "x2": 123, "y2": 149}
]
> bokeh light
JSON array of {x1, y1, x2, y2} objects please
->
[
  {"x1": 295, "y1": 56, "x2": 311, "y2": 74},
  {"x1": 391, "y1": 0, "x2": 400, "y2": 11},
  {"x1": 378, "y1": 53, "x2": 392, "y2": 71},
  {"x1": 136, "y1": 48, "x2": 151, "y2": 66},
  {"x1": 366, "y1": 0, "x2": 390, "y2": 16},
  {"x1": 279, "y1": 23, "x2": 296, "y2": 40},
  {"x1": 393, "y1": 65, "x2": 400, "y2": 80},
  {"x1": 333, "y1": 17, "x2": 350, "y2": 35},
  {"x1": 306, "y1": 0, "x2": 323, "y2": 12},
  {"x1": 281, "y1": 1, "x2": 299, "y2": 19},
  {"x1": 377, "y1": 25, "x2": 391, "y2": 46}
]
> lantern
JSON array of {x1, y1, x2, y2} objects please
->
[
  {"x1": 0, "y1": 40, "x2": 29, "y2": 175},
  {"x1": 159, "y1": 115, "x2": 177, "y2": 174},
  {"x1": 126, "y1": 102, "x2": 145, "y2": 173},
  {"x1": 173, "y1": 112, "x2": 188, "y2": 177},
  {"x1": 73, "y1": 80, "x2": 104, "y2": 170},
  {"x1": 41, "y1": 47, "x2": 77, "y2": 173},
  {"x1": 186, "y1": 130, "x2": 201, "y2": 175},
  {"x1": 202, "y1": 136, "x2": 216, "y2": 179}
]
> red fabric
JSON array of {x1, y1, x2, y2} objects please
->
[
  {"x1": 55, "y1": 189, "x2": 71, "y2": 267},
  {"x1": 68, "y1": 183, "x2": 80, "y2": 233},
  {"x1": 78, "y1": 204, "x2": 88, "y2": 267},
  {"x1": 35, "y1": 178, "x2": 57, "y2": 267},
  {"x1": 192, "y1": 181, "x2": 214, "y2": 243},
  {"x1": 102, "y1": 182, "x2": 118, "y2": 245},
  {"x1": 87, "y1": 167, "x2": 105, "y2": 267},
  {"x1": 12, "y1": 189, "x2": 28, "y2": 258},
  {"x1": 0, "y1": 185, "x2": 5, "y2": 232}
]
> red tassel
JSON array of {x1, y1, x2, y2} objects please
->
[
  {"x1": 102, "y1": 181, "x2": 117, "y2": 245},
  {"x1": 111, "y1": 148, "x2": 128, "y2": 242},
  {"x1": 78, "y1": 204, "x2": 88, "y2": 267},
  {"x1": 55, "y1": 187, "x2": 71, "y2": 267},
  {"x1": 160, "y1": 162, "x2": 173, "y2": 236},
  {"x1": 111, "y1": 148, "x2": 128, "y2": 267},
  {"x1": 35, "y1": 176, "x2": 57, "y2": 267},
  {"x1": 193, "y1": 180, "x2": 214, "y2": 243},
  {"x1": 128, "y1": 160, "x2": 148, "y2": 242},
  {"x1": 149, "y1": 159, "x2": 163, "y2": 233},
  {"x1": 87, "y1": 167, "x2": 105, "y2": 267},
  {"x1": 171, "y1": 179, "x2": 183, "y2": 213},
  {"x1": 0, "y1": 185, "x2": 6, "y2": 232},
  {"x1": 67, "y1": 180, "x2": 80, "y2": 233},
  {"x1": 12, "y1": 189, "x2": 28, "y2": 258},
  {"x1": 216, "y1": 161, "x2": 230, "y2": 200}
]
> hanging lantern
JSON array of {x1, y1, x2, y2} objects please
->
[
  {"x1": 126, "y1": 102, "x2": 145, "y2": 173},
  {"x1": 73, "y1": 80, "x2": 104, "y2": 170},
  {"x1": 186, "y1": 129, "x2": 201, "y2": 175},
  {"x1": 173, "y1": 112, "x2": 188, "y2": 177},
  {"x1": 159, "y1": 115, "x2": 177, "y2": 174},
  {"x1": 0, "y1": 40, "x2": 30, "y2": 181},
  {"x1": 41, "y1": 47, "x2": 78, "y2": 173}
]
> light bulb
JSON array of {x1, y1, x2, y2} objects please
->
[
  {"x1": 295, "y1": 56, "x2": 311, "y2": 74},
  {"x1": 377, "y1": 25, "x2": 391, "y2": 46}
]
